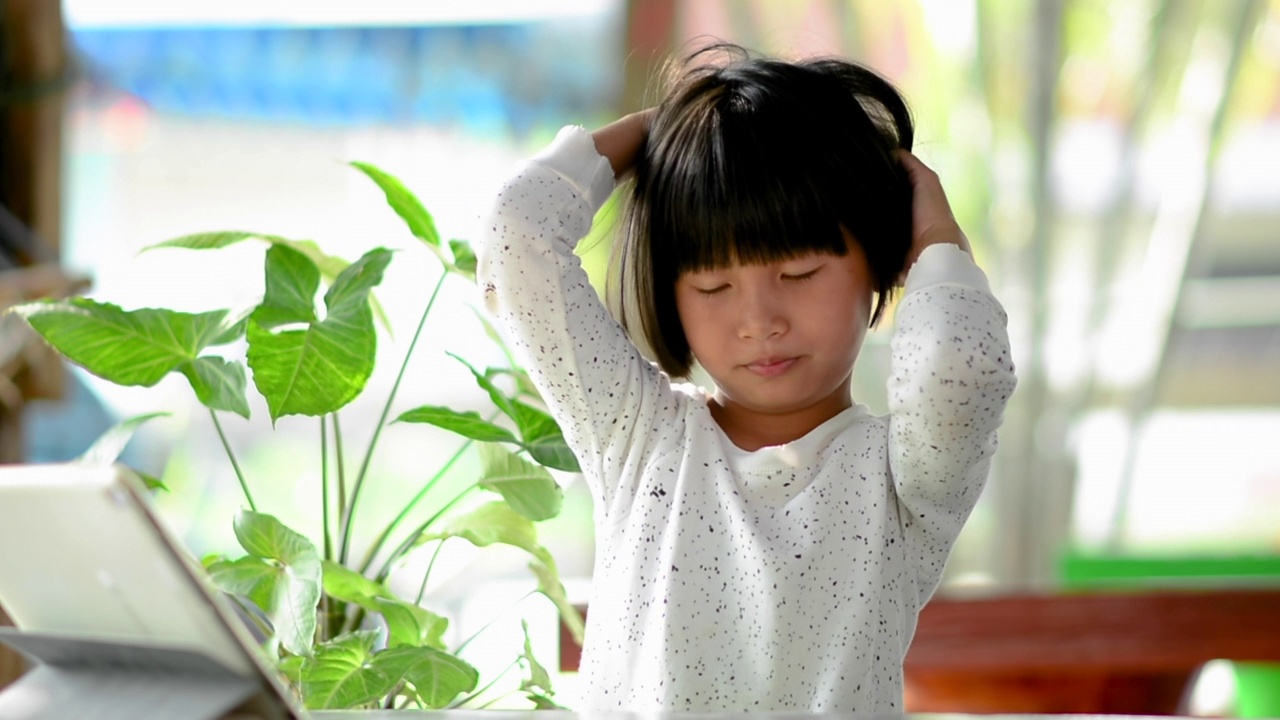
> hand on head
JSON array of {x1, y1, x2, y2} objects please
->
[
  {"x1": 591, "y1": 108, "x2": 657, "y2": 180},
  {"x1": 896, "y1": 150, "x2": 972, "y2": 285}
]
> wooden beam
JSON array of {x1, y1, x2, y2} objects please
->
[
  {"x1": 0, "y1": 0, "x2": 71, "y2": 689},
  {"x1": 1, "y1": 0, "x2": 67, "y2": 260}
]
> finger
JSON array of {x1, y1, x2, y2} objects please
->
[{"x1": 895, "y1": 149, "x2": 939, "y2": 187}]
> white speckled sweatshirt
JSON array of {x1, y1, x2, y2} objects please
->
[{"x1": 477, "y1": 126, "x2": 1016, "y2": 713}]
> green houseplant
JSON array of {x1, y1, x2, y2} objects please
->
[{"x1": 11, "y1": 162, "x2": 585, "y2": 711}]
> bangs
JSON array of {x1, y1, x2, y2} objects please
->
[{"x1": 640, "y1": 89, "x2": 849, "y2": 279}]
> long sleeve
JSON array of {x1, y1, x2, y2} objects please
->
[
  {"x1": 887, "y1": 243, "x2": 1017, "y2": 604},
  {"x1": 476, "y1": 126, "x2": 687, "y2": 518}
]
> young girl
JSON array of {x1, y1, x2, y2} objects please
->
[{"x1": 477, "y1": 45, "x2": 1016, "y2": 713}]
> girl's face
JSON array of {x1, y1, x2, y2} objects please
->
[{"x1": 674, "y1": 230, "x2": 874, "y2": 448}]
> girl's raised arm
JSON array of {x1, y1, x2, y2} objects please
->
[
  {"x1": 478, "y1": 117, "x2": 684, "y2": 519},
  {"x1": 886, "y1": 152, "x2": 1015, "y2": 605}
]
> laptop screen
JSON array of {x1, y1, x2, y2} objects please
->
[{"x1": 0, "y1": 463, "x2": 302, "y2": 719}]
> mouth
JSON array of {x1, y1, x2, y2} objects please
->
[{"x1": 744, "y1": 356, "x2": 799, "y2": 378}]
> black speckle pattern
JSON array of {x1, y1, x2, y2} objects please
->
[{"x1": 475, "y1": 126, "x2": 1017, "y2": 712}]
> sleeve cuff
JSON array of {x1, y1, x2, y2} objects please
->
[
  {"x1": 530, "y1": 125, "x2": 617, "y2": 214},
  {"x1": 902, "y1": 243, "x2": 992, "y2": 296}
]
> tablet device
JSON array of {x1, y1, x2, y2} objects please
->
[{"x1": 0, "y1": 463, "x2": 306, "y2": 720}]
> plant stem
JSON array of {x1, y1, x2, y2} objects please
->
[
  {"x1": 448, "y1": 658, "x2": 520, "y2": 709},
  {"x1": 375, "y1": 483, "x2": 476, "y2": 582},
  {"x1": 334, "y1": 413, "x2": 350, "y2": 562},
  {"x1": 328, "y1": 598, "x2": 348, "y2": 640},
  {"x1": 357, "y1": 416, "x2": 495, "y2": 574},
  {"x1": 414, "y1": 539, "x2": 447, "y2": 605},
  {"x1": 341, "y1": 269, "x2": 448, "y2": 565},
  {"x1": 321, "y1": 416, "x2": 333, "y2": 562},
  {"x1": 320, "y1": 415, "x2": 333, "y2": 644},
  {"x1": 453, "y1": 590, "x2": 537, "y2": 656},
  {"x1": 318, "y1": 594, "x2": 329, "y2": 645},
  {"x1": 210, "y1": 408, "x2": 256, "y2": 511}
]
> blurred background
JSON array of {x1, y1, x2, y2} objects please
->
[{"x1": 1, "y1": 0, "x2": 1277, "y2": 714}]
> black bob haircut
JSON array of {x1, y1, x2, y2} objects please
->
[{"x1": 616, "y1": 43, "x2": 915, "y2": 379}]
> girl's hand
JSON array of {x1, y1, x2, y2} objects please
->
[
  {"x1": 897, "y1": 150, "x2": 972, "y2": 284},
  {"x1": 591, "y1": 108, "x2": 656, "y2": 180}
]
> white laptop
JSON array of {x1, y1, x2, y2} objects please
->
[{"x1": 0, "y1": 463, "x2": 306, "y2": 720}]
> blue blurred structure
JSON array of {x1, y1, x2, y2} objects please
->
[{"x1": 70, "y1": 23, "x2": 618, "y2": 132}]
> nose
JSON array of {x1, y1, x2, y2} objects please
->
[{"x1": 738, "y1": 285, "x2": 788, "y2": 341}]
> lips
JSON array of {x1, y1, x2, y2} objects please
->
[{"x1": 744, "y1": 356, "x2": 799, "y2": 378}]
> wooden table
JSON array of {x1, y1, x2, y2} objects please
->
[{"x1": 904, "y1": 588, "x2": 1280, "y2": 714}]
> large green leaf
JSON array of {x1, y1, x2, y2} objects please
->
[
  {"x1": 510, "y1": 400, "x2": 579, "y2": 472},
  {"x1": 373, "y1": 597, "x2": 448, "y2": 650},
  {"x1": 371, "y1": 646, "x2": 478, "y2": 709},
  {"x1": 416, "y1": 501, "x2": 584, "y2": 644},
  {"x1": 233, "y1": 511, "x2": 322, "y2": 656},
  {"x1": 235, "y1": 510, "x2": 318, "y2": 564},
  {"x1": 207, "y1": 555, "x2": 278, "y2": 612},
  {"x1": 301, "y1": 630, "x2": 393, "y2": 710},
  {"x1": 321, "y1": 561, "x2": 447, "y2": 650},
  {"x1": 278, "y1": 655, "x2": 305, "y2": 688},
  {"x1": 13, "y1": 298, "x2": 236, "y2": 386},
  {"x1": 393, "y1": 406, "x2": 516, "y2": 444},
  {"x1": 419, "y1": 501, "x2": 543, "y2": 558},
  {"x1": 178, "y1": 356, "x2": 251, "y2": 418},
  {"x1": 322, "y1": 246, "x2": 394, "y2": 318},
  {"x1": 350, "y1": 162, "x2": 440, "y2": 248},
  {"x1": 211, "y1": 312, "x2": 251, "y2": 345},
  {"x1": 253, "y1": 244, "x2": 320, "y2": 328},
  {"x1": 247, "y1": 246, "x2": 391, "y2": 420},
  {"x1": 77, "y1": 411, "x2": 169, "y2": 465},
  {"x1": 148, "y1": 233, "x2": 345, "y2": 277},
  {"x1": 147, "y1": 232, "x2": 392, "y2": 332},
  {"x1": 146, "y1": 230, "x2": 256, "y2": 251},
  {"x1": 148, "y1": 233, "x2": 351, "y2": 283},
  {"x1": 509, "y1": 400, "x2": 556, "y2": 442},
  {"x1": 525, "y1": 435, "x2": 579, "y2": 473},
  {"x1": 476, "y1": 444, "x2": 563, "y2": 522},
  {"x1": 320, "y1": 560, "x2": 387, "y2": 604},
  {"x1": 447, "y1": 239, "x2": 476, "y2": 281}
]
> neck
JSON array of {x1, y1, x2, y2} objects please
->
[{"x1": 708, "y1": 391, "x2": 853, "y2": 452}]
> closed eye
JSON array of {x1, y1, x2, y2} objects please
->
[
  {"x1": 782, "y1": 268, "x2": 821, "y2": 282},
  {"x1": 695, "y1": 284, "x2": 730, "y2": 296}
]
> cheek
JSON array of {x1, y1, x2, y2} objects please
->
[
  {"x1": 811, "y1": 279, "x2": 873, "y2": 350},
  {"x1": 674, "y1": 291, "x2": 710, "y2": 348},
  {"x1": 838, "y1": 266, "x2": 875, "y2": 327},
  {"x1": 675, "y1": 293, "x2": 733, "y2": 365}
]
